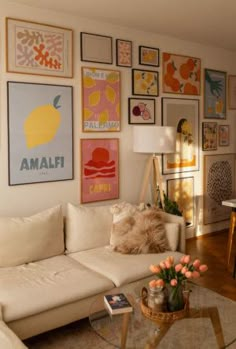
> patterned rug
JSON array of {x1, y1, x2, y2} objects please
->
[{"x1": 24, "y1": 318, "x2": 113, "y2": 349}]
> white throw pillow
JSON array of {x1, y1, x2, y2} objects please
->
[
  {"x1": 65, "y1": 203, "x2": 113, "y2": 253},
  {"x1": 0, "y1": 205, "x2": 64, "y2": 267},
  {"x1": 164, "y1": 222, "x2": 179, "y2": 251}
]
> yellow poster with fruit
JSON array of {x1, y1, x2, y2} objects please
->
[
  {"x1": 7, "y1": 82, "x2": 73, "y2": 185},
  {"x1": 82, "y1": 67, "x2": 121, "y2": 132}
]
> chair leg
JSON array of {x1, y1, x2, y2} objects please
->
[
  {"x1": 233, "y1": 256, "x2": 236, "y2": 279},
  {"x1": 226, "y1": 211, "x2": 236, "y2": 269}
]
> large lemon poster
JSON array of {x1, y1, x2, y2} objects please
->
[
  {"x1": 82, "y1": 67, "x2": 120, "y2": 132},
  {"x1": 7, "y1": 82, "x2": 73, "y2": 185}
]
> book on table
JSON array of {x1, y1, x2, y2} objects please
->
[{"x1": 104, "y1": 293, "x2": 133, "y2": 315}]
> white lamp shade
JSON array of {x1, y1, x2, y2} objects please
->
[{"x1": 133, "y1": 126, "x2": 176, "y2": 154}]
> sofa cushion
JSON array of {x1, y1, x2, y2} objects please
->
[
  {"x1": 110, "y1": 204, "x2": 169, "y2": 254},
  {"x1": 165, "y1": 223, "x2": 179, "y2": 251},
  {"x1": 0, "y1": 255, "x2": 114, "y2": 322},
  {"x1": 69, "y1": 247, "x2": 184, "y2": 287},
  {"x1": 65, "y1": 203, "x2": 113, "y2": 253},
  {"x1": 0, "y1": 206, "x2": 64, "y2": 267}
]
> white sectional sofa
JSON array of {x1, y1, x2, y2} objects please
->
[{"x1": 0, "y1": 202, "x2": 186, "y2": 348}]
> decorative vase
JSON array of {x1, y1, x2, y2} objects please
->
[{"x1": 166, "y1": 284, "x2": 184, "y2": 312}]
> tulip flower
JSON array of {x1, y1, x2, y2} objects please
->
[
  {"x1": 193, "y1": 259, "x2": 201, "y2": 269},
  {"x1": 149, "y1": 279, "x2": 157, "y2": 288},
  {"x1": 185, "y1": 271, "x2": 192, "y2": 278},
  {"x1": 165, "y1": 260, "x2": 172, "y2": 269},
  {"x1": 156, "y1": 279, "x2": 165, "y2": 287},
  {"x1": 181, "y1": 266, "x2": 188, "y2": 274},
  {"x1": 170, "y1": 279, "x2": 178, "y2": 286},
  {"x1": 192, "y1": 271, "x2": 200, "y2": 278},
  {"x1": 166, "y1": 256, "x2": 174, "y2": 265},
  {"x1": 183, "y1": 255, "x2": 191, "y2": 264},
  {"x1": 175, "y1": 263, "x2": 183, "y2": 272},
  {"x1": 159, "y1": 261, "x2": 166, "y2": 269},
  {"x1": 149, "y1": 264, "x2": 161, "y2": 273},
  {"x1": 199, "y1": 264, "x2": 208, "y2": 272}
]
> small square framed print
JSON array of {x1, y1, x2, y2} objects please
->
[
  {"x1": 116, "y1": 39, "x2": 132, "y2": 67},
  {"x1": 228, "y1": 75, "x2": 236, "y2": 109},
  {"x1": 202, "y1": 122, "x2": 217, "y2": 151},
  {"x1": 139, "y1": 46, "x2": 159, "y2": 67},
  {"x1": 80, "y1": 32, "x2": 113, "y2": 64},
  {"x1": 128, "y1": 98, "x2": 155, "y2": 124},
  {"x1": 219, "y1": 125, "x2": 230, "y2": 146},
  {"x1": 132, "y1": 69, "x2": 159, "y2": 96}
]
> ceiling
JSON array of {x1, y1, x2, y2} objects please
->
[{"x1": 9, "y1": 0, "x2": 236, "y2": 51}]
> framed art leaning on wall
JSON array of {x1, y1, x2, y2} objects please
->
[
  {"x1": 7, "y1": 82, "x2": 73, "y2": 185},
  {"x1": 203, "y1": 153, "x2": 235, "y2": 224},
  {"x1": 6, "y1": 17, "x2": 73, "y2": 77}
]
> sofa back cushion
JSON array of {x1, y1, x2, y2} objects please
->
[
  {"x1": 0, "y1": 205, "x2": 64, "y2": 267},
  {"x1": 65, "y1": 203, "x2": 112, "y2": 253}
]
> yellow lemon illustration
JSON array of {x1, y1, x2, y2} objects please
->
[
  {"x1": 105, "y1": 85, "x2": 116, "y2": 104},
  {"x1": 99, "y1": 110, "x2": 109, "y2": 124},
  {"x1": 106, "y1": 72, "x2": 119, "y2": 83},
  {"x1": 89, "y1": 91, "x2": 100, "y2": 106},
  {"x1": 24, "y1": 95, "x2": 61, "y2": 149},
  {"x1": 83, "y1": 76, "x2": 96, "y2": 88},
  {"x1": 84, "y1": 108, "x2": 93, "y2": 120}
]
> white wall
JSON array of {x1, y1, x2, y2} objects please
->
[{"x1": 0, "y1": 1, "x2": 235, "y2": 238}]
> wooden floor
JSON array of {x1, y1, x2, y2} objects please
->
[{"x1": 186, "y1": 229, "x2": 236, "y2": 301}]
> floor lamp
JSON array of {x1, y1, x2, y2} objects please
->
[{"x1": 133, "y1": 126, "x2": 176, "y2": 209}]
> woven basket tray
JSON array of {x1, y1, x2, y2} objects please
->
[{"x1": 140, "y1": 287, "x2": 189, "y2": 324}]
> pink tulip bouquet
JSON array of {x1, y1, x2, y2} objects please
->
[{"x1": 149, "y1": 255, "x2": 208, "y2": 311}]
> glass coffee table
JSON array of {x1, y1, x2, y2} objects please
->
[{"x1": 89, "y1": 278, "x2": 236, "y2": 349}]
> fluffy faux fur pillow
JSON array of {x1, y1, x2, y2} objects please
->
[{"x1": 110, "y1": 202, "x2": 169, "y2": 254}]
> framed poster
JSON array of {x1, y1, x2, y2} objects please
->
[
  {"x1": 228, "y1": 75, "x2": 236, "y2": 109},
  {"x1": 204, "y1": 154, "x2": 235, "y2": 224},
  {"x1": 7, "y1": 82, "x2": 73, "y2": 185},
  {"x1": 202, "y1": 122, "x2": 217, "y2": 151},
  {"x1": 132, "y1": 69, "x2": 159, "y2": 96},
  {"x1": 219, "y1": 125, "x2": 230, "y2": 146},
  {"x1": 80, "y1": 32, "x2": 112, "y2": 64},
  {"x1": 139, "y1": 46, "x2": 159, "y2": 67},
  {"x1": 6, "y1": 17, "x2": 73, "y2": 77},
  {"x1": 128, "y1": 98, "x2": 155, "y2": 124},
  {"x1": 162, "y1": 52, "x2": 201, "y2": 95},
  {"x1": 167, "y1": 177, "x2": 194, "y2": 227},
  {"x1": 162, "y1": 98, "x2": 199, "y2": 174},
  {"x1": 81, "y1": 138, "x2": 119, "y2": 203},
  {"x1": 204, "y1": 69, "x2": 227, "y2": 119},
  {"x1": 82, "y1": 67, "x2": 121, "y2": 132},
  {"x1": 116, "y1": 39, "x2": 132, "y2": 67}
]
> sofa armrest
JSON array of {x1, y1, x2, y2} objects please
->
[{"x1": 160, "y1": 212, "x2": 186, "y2": 253}]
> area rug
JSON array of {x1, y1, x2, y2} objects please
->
[{"x1": 23, "y1": 284, "x2": 236, "y2": 349}]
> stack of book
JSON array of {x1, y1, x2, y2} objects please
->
[{"x1": 104, "y1": 293, "x2": 133, "y2": 315}]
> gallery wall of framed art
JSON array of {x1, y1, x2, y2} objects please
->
[{"x1": 0, "y1": 2, "x2": 236, "y2": 239}]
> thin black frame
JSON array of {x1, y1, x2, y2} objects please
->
[
  {"x1": 139, "y1": 45, "x2": 160, "y2": 67},
  {"x1": 80, "y1": 32, "x2": 113, "y2": 64},
  {"x1": 116, "y1": 39, "x2": 132, "y2": 67},
  {"x1": 128, "y1": 97, "x2": 156, "y2": 124},
  {"x1": 132, "y1": 68, "x2": 159, "y2": 97},
  {"x1": 7, "y1": 81, "x2": 74, "y2": 186},
  {"x1": 202, "y1": 121, "x2": 218, "y2": 151}
]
